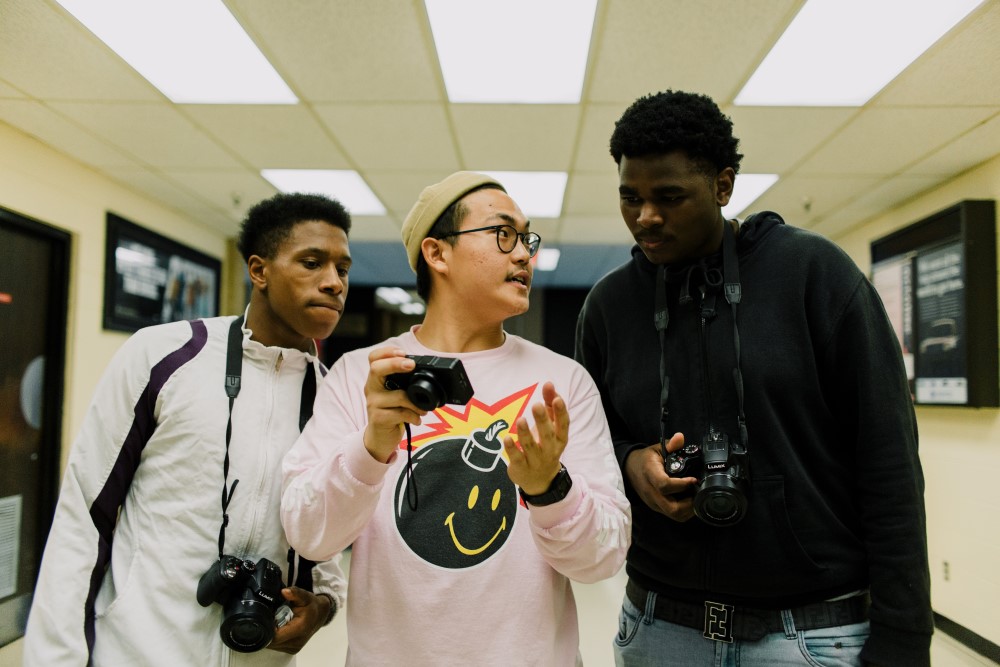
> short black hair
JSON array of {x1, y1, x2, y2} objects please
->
[
  {"x1": 236, "y1": 192, "x2": 352, "y2": 261},
  {"x1": 415, "y1": 183, "x2": 505, "y2": 302},
  {"x1": 609, "y1": 90, "x2": 743, "y2": 175}
]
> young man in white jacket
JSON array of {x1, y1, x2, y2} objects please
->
[
  {"x1": 25, "y1": 193, "x2": 352, "y2": 666},
  {"x1": 282, "y1": 172, "x2": 631, "y2": 666}
]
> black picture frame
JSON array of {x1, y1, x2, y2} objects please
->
[
  {"x1": 870, "y1": 199, "x2": 998, "y2": 407},
  {"x1": 103, "y1": 212, "x2": 221, "y2": 333}
]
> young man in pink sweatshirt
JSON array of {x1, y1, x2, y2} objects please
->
[{"x1": 281, "y1": 171, "x2": 630, "y2": 666}]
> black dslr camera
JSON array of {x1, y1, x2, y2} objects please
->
[
  {"x1": 385, "y1": 355, "x2": 474, "y2": 411},
  {"x1": 664, "y1": 432, "x2": 749, "y2": 527},
  {"x1": 197, "y1": 556, "x2": 290, "y2": 653}
]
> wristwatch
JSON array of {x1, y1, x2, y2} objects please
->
[
  {"x1": 317, "y1": 592, "x2": 338, "y2": 626},
  {"x1": 518, "y1": 464, "x2": 572, "y2": 506}
]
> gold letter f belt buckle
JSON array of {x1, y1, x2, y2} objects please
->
[{"x1": 703, "y1": 601, "x2": 735, "y2": 642}]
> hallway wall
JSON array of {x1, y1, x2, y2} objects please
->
[
  {"x1": 0, "y1": 122, "x2": 228, "y2": 661},
  {"x1": 832, "y1": 153, "x2": 1000, "y2": 647}
]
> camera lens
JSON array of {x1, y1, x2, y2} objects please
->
[
  {"x1": 406, "y1": 374, "x2": 445, "y2": 411},
  {"x1": 694, "y1": 477, "x2": 747, "y2": 527},
  {"x1": 700, "y1": 491, "x2": 738, "y2": 520},
  {"x1": 220, "y1": 597, "x2": 275, "y2": 652}
]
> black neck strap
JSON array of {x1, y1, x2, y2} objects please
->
[
  {"x1": 217, "y1": 317, "x2": 317, "y2": 560},
  {"x1": 654, "y1": 219, "x2": 749, "y2": 460}
]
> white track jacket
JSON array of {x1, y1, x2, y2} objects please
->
[{"x1": 24, "y1": 315, "x2": 346, "y2": 667}]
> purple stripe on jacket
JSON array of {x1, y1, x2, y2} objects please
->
[{"x1": 83, "y1": 319, "x2": 209, "y2": 657}]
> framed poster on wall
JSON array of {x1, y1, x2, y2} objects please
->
[
  {"x1": 870, "y1": 199, "x2": 998, "y2": 407},
  {"x1": 103, "y1": 212, "x2": 221, "y2": 333}
]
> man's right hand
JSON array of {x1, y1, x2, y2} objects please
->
[
  {"x1": 624, "y1": 434, "x2": 697, "y2": 522},
  {"x1": 362, "y1": 347, "x2": 425, "y2": 463}
]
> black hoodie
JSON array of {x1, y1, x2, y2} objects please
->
[{"x1": 576, "y1": 212, "x2": 932, "y2": 665}]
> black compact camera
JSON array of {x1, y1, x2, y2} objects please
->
[
  {"x1": 197, "y1": 556, "x2": 289, "y2": 653},
  {"x1": 385, "y1": 355, "x2": 474, "y2": 411},
  {"x1": 664, "y1": 432, "x2": 749, "y2": 527}
]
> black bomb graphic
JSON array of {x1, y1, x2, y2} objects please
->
[{"x1": 394, "y1": 418, "x2": 518, "y2": 568}]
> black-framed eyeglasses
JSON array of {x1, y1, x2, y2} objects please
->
[{"x1": 439, "y1": 225, "x2": 542, "y2": 258}]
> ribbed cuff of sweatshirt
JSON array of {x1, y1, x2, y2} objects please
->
[{"x1": 345, "y1": 434, "x2": 396, "y2": 487}]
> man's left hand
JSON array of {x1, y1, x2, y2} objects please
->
[
  {"x1": 267, "y1": 587, "x2": 332, "y2": 654},
  {"x1": 504, "y1": 381, "x2": 569, "y2": 496}
]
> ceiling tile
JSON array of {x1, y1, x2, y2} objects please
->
[
  {"x1": 345, "y1": 216, "x2": 405, "y2": 243},
  {"x1": 587, "y1": 0, "x2": 802, "y2": 103},
  {"x1": 49, "y1": 102, "x2": 245, "y2": 169},
  {"x1": 876, "y1": 2, "x2": 1000, "y2": 107},
  {"x1": 573, "y1": 104, "x2": 626, "y2": 171},
  {"x1": 564, "y1": 172, "x2": 620, "y2": 217},
  {"x1": 226, "y1": 0, "x2": 442, "y2": 102},
  {"x1": 0, "y1": 80, "x2": 28, "y2": 98},
  {"x1": 747, "y1": 174, "x2": 884, "y2": 227},
  {"x1": 181, "y1": 105, "x2": 351, "y2": 169},
  {"x1": 363, "y1": 170, "x2": 455, "y2": 220},
  {"x1": 0, "y1": 0, "x2": 161, "y2": 102},
  {"x1": 795, "y1": 107, "x2": 997, "y2": 176},
  {"x1": 451, "y1": 105, "x2": 582, "y2": 171},
  {"x1": 726, "y1": 106, "x2": 857, "y2": 173},
  {"x1": 810, "y1": 175, "x2": 945, "y2": 239},
  {"x1": 0, "y1": 101, "x2": 141, "y2": 168},
  {"x1": 159, "y1": 169, "x2": 277, "y2": 224},
  {"x1": 314, "y1": 103, "x2": 459, "y2": 171},
  {"x1": 102, "y1": 165, "x2": 235, "y2": 235},
  {"x1": 905, "y1": 112, "x2": 1000, "y2": 177}
]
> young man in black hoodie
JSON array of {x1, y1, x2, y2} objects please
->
[{"x1": 575, "y1": 90, "x2": 931, "y2": 666}]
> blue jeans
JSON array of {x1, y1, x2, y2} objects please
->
[{"x1": 613, "y1": 591, "x2": 870, "y2": 667}]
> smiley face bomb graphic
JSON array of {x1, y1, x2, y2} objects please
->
[{"x1": 393, "y1": 388, "x2": 534, "y2": 569}]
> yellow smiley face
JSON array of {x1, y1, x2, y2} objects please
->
[{"x1": 444, "y1": 485, "x2": 507, "y2": 555}]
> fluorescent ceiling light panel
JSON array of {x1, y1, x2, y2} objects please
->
[
  {"x1": 534, "y1": 248, "x2": 561, "y2": 272},
  {"x1": 376, "y1": 287, "x2": 413, "y2": 305},
  {"x1": 722, "y1": 174, "x2": 779, "y2": 219},
  {"x1": 400, "y1": 303, "x2": 427, "y2": 316},
  {"x1": 261, "y1": 170, "x2": 387, "y2": 216},
  {"x1": 54, "y1": 0, "x2": 296, "y2": 104},
  {"x1": 426, "y1": 0, "x2": 597, "y2": 103},
  {"x1": 481, "y1": 171, "x2": 568, "y2": 218},
  {"x1": 735, "y1": 0, "x2": 985, "y2": 106}
]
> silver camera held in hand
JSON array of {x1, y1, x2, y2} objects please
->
[
  {"x1": 664, "y1": 432, "x2": 749, "y2": 527},
  {"x1": 196, "y1": 556, "x2": 290, "y2": 652}
]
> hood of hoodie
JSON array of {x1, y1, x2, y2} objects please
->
[
  {"x1": 629, "y1": 210, "x2": 784, "y2": 275},
  {"x1": 628, "y1": 210, "x2": 785, "y2": 304}
]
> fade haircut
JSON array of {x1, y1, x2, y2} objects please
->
[
  {"x1": 415, "y1": 183, "x2": 506, "y2": 302},
  {"x1": 236, "y1": 192, "x2": 352, "y2": 261},
  {"x1": 609, "y1": 90, "x2": 743, "y2": 177}
]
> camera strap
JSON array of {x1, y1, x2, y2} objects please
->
[
  {"x1": 654, "y1": 218, "x2": 749, "y2": 458},
  {"x1": 217, "y1": 317, "x2": 318, "y2": 561}
]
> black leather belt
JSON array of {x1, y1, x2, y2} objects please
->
[{"x1": 626, "y1": 579, "x2": 869, "y2": 643}]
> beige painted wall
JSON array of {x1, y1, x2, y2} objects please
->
[
  {"x1": 833, "y1": 153, "x2": 1000, "y2": 646},
  {"x1": 0, "y1": 123, "x2": 229, "y2": 662},
  {"x1": 1, "y1": 121, "x2": 998, "y2": 662}
]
